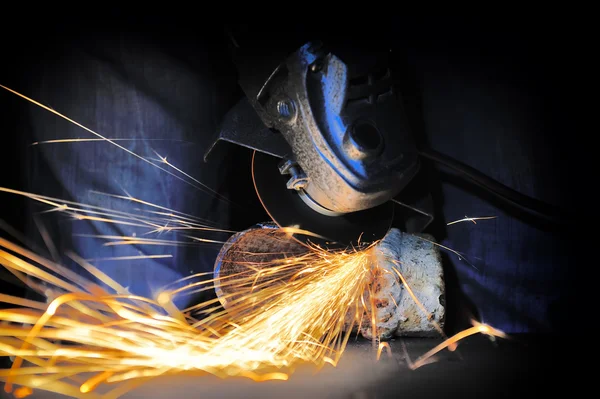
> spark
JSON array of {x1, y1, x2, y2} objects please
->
[
  {"x1": 0, "y1": 87, "x2": 508, "y2": 398},
  {"x1": 0, "y1": 218, "x2": 507, "y2": 398},
  {"x1": 0, "y1": 177, "x2": 505, "y2": 398},
  {"x1": 89, "y1": 191, "x2": 222, "y2": 228},
  {"x1": 185, "y1": 236, "x2": 228, "y2": 245},
  {"x1": 279, "y1": 227, "x2": 330, "y2": 242},
  {"x1": 149, "y1": 150, "x2": 235, "y2": 206},
  {"x1": 414, "y1": 235, "x2": 478, "y2": 270},
  {"x1": 447, "y1": 216, "x2": 497, "y2": 226},
  {"x1": 376, "y1": 342, "x2": 392, "y2": 360},
  {"x1": 0, "y1": 187, "x2": 232, "y2": 249},
  {"x1": 13, "y1": 386, "x2": 32, "y2": 398},
  {"x1": 83, "y1": 255, "x2": 173, "y2": 262},
  {"x1": 407, "y1": 320, "x2": 507, "y2": 370},
  {"x1": 0, "y1": 85, "x2": 228, "y2": 202},
  {"x1": 0, "y1": 234, "x2": 378, "y2": 397},
  {"x1": 31, "y1": 138, "x2": 192, "y2": 146},
  {"x1": 143, "y1": 225, "x2": 236, "y2": 235}
]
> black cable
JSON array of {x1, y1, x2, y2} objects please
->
[{"x1": 418, "y1": 148, "x2": 569, "y2": 225}]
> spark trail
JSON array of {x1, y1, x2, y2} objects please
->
[{"x1": 0, "y1": 85, "x2": 506, "y2": 398}]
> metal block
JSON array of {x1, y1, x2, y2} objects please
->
[
  {"x1": 213, "y1": 224, "x2": 445, "y2": 339},
  {"x1": 371, "y1": 229, "x2": 445, "y2": 338}
]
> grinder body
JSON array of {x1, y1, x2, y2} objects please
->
[{"x1": 205, "y1": 29, "x2": 431, "y2": 245}]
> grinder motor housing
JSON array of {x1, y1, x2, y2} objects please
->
[{"x1": 231, "y1": 40, "x2": 420, "y2": 215}]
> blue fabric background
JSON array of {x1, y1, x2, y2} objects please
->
[{"x1": 0, "y1": 17, "x2": 575, "y2": 334}]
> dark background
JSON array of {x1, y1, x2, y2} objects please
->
[{"x1": 0, "y1": 15, "x2": 580, "y2": 396}]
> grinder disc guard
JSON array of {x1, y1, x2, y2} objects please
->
[{"x1": 251, "y1": 151, "x2": 394, "y2": 249}]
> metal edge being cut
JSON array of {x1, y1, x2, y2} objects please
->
[
  {"x1": 251, "y1": 151, "x2": 395, "y2": 249},
  {"x1": 213, "y1": 224, "x2": 445, "y2": 338}
]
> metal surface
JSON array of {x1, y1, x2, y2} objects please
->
[
  {"x1": 236, "y1": 41, "x2": 421, "y2": 214},
  {"x1": 252, "y1": 151, "x2": 394, "y2": 248},
  {"x1": 214, "y1": 224, "x2": 444, "y2": 338}
]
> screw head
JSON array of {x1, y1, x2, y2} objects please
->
[{"x1": 276, "y1": 98, "x2": 296, "y2": 120}]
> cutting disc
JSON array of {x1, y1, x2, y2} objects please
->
[{"x1": 251, "y1": 151, "x2": 394, "y2": 249}]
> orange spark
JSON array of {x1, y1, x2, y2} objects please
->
[
  {"x1": 409, "y1": 320, "x2": 507, "y2": 370},
  {"x1": 0, "y1": 84, "x2": 227, "y2": 200}
]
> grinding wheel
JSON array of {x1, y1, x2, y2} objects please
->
[{"x1": 251, "y1": 151, "x2": 394, "y2": 249}]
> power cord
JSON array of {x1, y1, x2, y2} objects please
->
[{"x1": 418, "y1": 148, "x2": 569, "y2": 226}]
